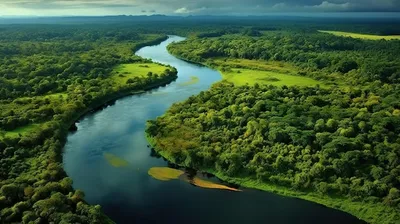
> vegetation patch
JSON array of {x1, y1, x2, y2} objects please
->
[
  {"x1": 178, "y1": 76, "x2": 200, "y2": 86},
  {"x1": 148, "y1": 167, "x2": 184, "y2": 181},
  {"x1": 148, "y1": 166, "x2": 241, "y2": 192},
  {"x1": 188, "y1": 177, "x2": 241, "y2": 192},
  {"x1": 147, "y1": 81, "x2": 400, "y2": 224},
  {"x1": 167, "y1": 31, "x2": 400, "y2": 84},
  {"x1": 112, "y1": 63, "x2": 169, "y2": 85},
  {"x1": 318, "y1": 30, "x2": 400, "y2": 40},
  {"x1": 260, "y1": 77, "x2": 280, "y2": 82},
  {"x1": 0, "y1": 25, "x2": 177, "y2": 223},
  {"x1": 1, "y1": 123, "x2": 41, "y2": 139},
  {"x1": 221, "y1": 68, "x2": 324, "y2": 87},
  {"x1": 214, "y1": 58, "x2": 297, "y2": 74},
  {"x1": 103, "y1": 152, "x2": 130, "y2": 168}
]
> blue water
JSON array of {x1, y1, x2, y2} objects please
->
[{"x1": 63, "y1": 36, "x2": 365, "y2": 224}]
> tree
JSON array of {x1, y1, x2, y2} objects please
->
[{"x1": 337, "y1": 60, "x2": 358, "y2": 73}]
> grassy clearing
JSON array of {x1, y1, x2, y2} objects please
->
[
  {"x1": 222, "y1": 68, "x2": 325, "y2": 87},
  {"x1": 112, "y1": 63, "x2": 169, "y2": 85},
  {"x1": 178, "y1": 76, "x2": 200, "y2": 86},
  {"x1": 207, "y1": 58, "x2": 327, "y2": 87},
  {"x1": 214, "y1": 58, "x2": 298, "y2": 74},
  {"x1": 319, "y1": 30, "x2": 400, "y2": 40},
  {"x1": 103, "y1": 152, "x2": 129, "y2": 168},
  {"x1": 1, "y1": 93, "x2": 67, "y2": 139},
  {"x1": 16, "y1": 93, "x2": 68, "y2": 102},
  {"x1": 1, "y1": 123, "x2": 41, "y2": 138},
  {"x1": 44, "y1": 93, "x2": 68, "y2": 100},
  {"x1": 148, "y1": 167, "x2": 184, "y2": 181}
]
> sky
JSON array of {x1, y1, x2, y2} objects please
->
[{"x1": 1, "y1": 0, "x2": 400, "y2": 16}]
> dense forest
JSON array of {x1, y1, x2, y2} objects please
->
[
  {"x1": 147, "y1": 25, "x2": 400, "y2": 223},
  {"x1": 0, "y1": 25, "x2": 177, "y2": 223},
  {"x1": 1, "y1": 16, "x2": 400, "y2": 224},
  {"x1": 168, "y1": 31, "x2": 400, "y2": 85}
]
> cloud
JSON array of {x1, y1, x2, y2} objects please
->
[
  {"x1": 4, "y1": 0, "x2": 137, "y2": 9},
  {"x1": 306, "y1": 1, "x2": 352, "y2": 11},
  {"x1": 174, "y1": 6, "x2": 207, "y2": 14},
  {"x1": 174, "y1": 7, "x2": 190, "y2": 14},
  {"x1": 272, "y1": 3, "x2": 288, "y2": 10},
  {"x1": 0, "y1": 0, "x2": 399, "y2": 16}
]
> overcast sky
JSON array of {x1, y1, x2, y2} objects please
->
[{"x1": 1, "y1": 0, "x2": 399, "y2": 16}]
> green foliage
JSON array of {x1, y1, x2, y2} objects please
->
[
  {"x1": 319, "y1": 30, "x2": 400, "y2": 40},
  {"x1": 2, "y1": 17, "x2": 400, "y2": 224},
  {"x1": 168, "y1": 31, "x2": 400, "y2": 85},
  {"x1": 220, "y1": 67, "x2": 325, "y2": 87},
  {"x1": 148, "y1": 81, "x2": 400, "y2": 223},
  {"x1": 112, "y1": 63, "x2": 172, "y2": 86},
  {"x1": 0, "y1": 24, "x2": 178, "y2": 224},
  {"x1": 157, "y1": 29, "x2": 400, "y2": 224}
]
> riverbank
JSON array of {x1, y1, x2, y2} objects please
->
[
  {"x1": 168, "y1": 51, "x2": 330, "y2": 87},
  {"x1": 67, "y1": 76, "x2": 173, "y2": 133},
  {"x1": 0, "y1": 35, "x2": 178, "y2": 223},
  {"x1": 146, "y1": 46, "x2": 400, "y2": 224},
  {"x1": 41, "y1": 64, "x2": 178, "y2": 223},
  {"x1": 146, "y1": 134, "x2": 398, "y2": 224},
  {"x1": 65, "y1": 66, "x2": 177, "y2": 134}
]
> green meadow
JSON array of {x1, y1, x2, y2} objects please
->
[
  {"x1": 112, "y1": 63, "x2": 169, "y2": 85},
  {"x1": 1, "y1": 123, "x2": 41, "y2": 138},
  {"x1": 214, "y1": 58, "x2": 298, "y2": 74},
  {"x1": 222, "y1": 68, "x2": 324, "y2": 87},
  {"x1": 212, "y1": 59, "x2": 325, "y2": 87},
  {"x1": 319, "y1": 30, "x2": 400, "y2": 40}
]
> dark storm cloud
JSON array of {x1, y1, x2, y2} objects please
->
[
  {"x1": 2, "y1": 0, "x2": 400, "y2": 15},
  {"x1": 168, "y1": 0, "x2": 400, "y2": 13}
]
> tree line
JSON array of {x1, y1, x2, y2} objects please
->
[
  {"x1": 168, "y1": 31, "x2": 400, "y2": 84},
  {"x1": 0, "y1": 24, "x2": 177, "y2": 223},
  {"x1": 148, "y1": 25, "x2": 400, "y2": 223}
]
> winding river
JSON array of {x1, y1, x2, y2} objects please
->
[{"x1": 63, "y1": 36, "x2": 364, "y2": 224}]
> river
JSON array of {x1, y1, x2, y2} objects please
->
[{"x1": 63, "y1": 36, "x2": 364, "y2": 224}]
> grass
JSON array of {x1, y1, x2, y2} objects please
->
[
  {"x1": 319, "y1": 30, "x2": 400, "y2": 40},
  {"x1": 1, "y1": 93, "x2": 68, "y2": 140},
  {"x1": 16, "y1": 93, "x2": 68, "y2": 101},
  {"x1": 44, "y1": 93, "x2": 68, "y2": 99},
  {"x1": 214, "y1": 58, "x2": 298, "y2": 74},
  {"x1": 103, "y1": 152, "x2": 129, "y2": 168},
  {"x1": 205, "y1": 58, "x2": 327, "y2": 88},
  {"x1": 148, "y1": 167, "x2": 184, "y2": 181},
  {"x1": 222, "y1": 68, "x2": 325, "y2": 87},
  {"x1": 112, "y1": 63, "x2": 169, "y2": 85},
  {"x1": 1, "y1": 123, "x2": 41, "y2": 138}
]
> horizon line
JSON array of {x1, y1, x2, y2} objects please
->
[{"x1": 1, "y1": 12, "x2": 400, "y2": 18}]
